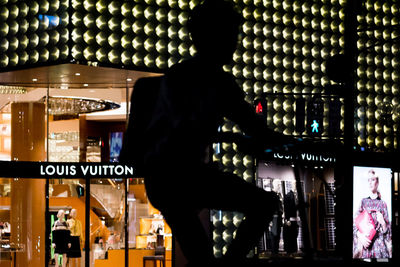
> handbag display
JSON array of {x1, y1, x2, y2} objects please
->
[{"x1": 355, "y1": 210, "x2": 376, "y2": 241}]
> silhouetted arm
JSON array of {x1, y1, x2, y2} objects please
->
[{"x1": 222, "y1": 76, "x2": 296, "y2": 150}]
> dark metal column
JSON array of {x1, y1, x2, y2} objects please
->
[
  {"x1": 337, "y1": 0, "x2": 361, "y2": 260},
  {"x1": 125, "y1": 179, "x2": 129, "y2": 267},
  {"x1": 85, "y1": 178, "x2": 90, "y2": 267}
]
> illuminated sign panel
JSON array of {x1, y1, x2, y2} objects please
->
[
  {"x1": 352, "y1": 166, "x2": 392, "y2": 259},
  {"x1": 0, "y1": 0, "x2": 69, "y2": 68}
]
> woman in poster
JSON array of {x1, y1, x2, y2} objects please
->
[{"x1": 353, "y1": 169, "x2": 392, "y2": 258}]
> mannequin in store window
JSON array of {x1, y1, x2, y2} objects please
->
[
  {"x1": 67, "y1": 208, "x2": 82, "y2": 267},
  {"x1": 270, "y1": 179, "x2": 283, "y2": 255},
  {"x1": 283, "y1": 190, "x2": 298, "y2": 255},
  {"x1": 120, "y1": 0, "x2": 303, "y2": 266},
  {"x1": 52, "y1": 209, "x2": 71, "y2": 267}
]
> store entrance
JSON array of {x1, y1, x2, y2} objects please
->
[{"x1": 0, "y1": 64, "x2": 172, "y2": 267}]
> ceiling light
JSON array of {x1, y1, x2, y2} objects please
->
[
  {"x1": 0, "y1": 86, "x2": 27, "y2": 94},
  {"x1": 83, "y1": 83, "x2": 89, "y2": 87},
  {"x1": 126, "y1": 78, "x2": 132, "y2": 81},
  {"x1": 75, "y1": 72, "x2": 81, "y2": 76},
  {"x1": 46, "y1": 96, "x2": 120, "y2": 115},
  {"x1": 32, "y1": 78, "x2": 38, "y2": 82}
]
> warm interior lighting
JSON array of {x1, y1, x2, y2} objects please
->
[
  {"x1": 46, "y1": 96, "x2": 120, "y2": 115},
  {"x1": 0, "y1": 86, "x2": 27, "y2": 94}
]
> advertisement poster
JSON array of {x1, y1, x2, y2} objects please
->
[
  {"x1": 110, "y1": 132, "x2": 123, "y2": 162},
  {"x1": 353, "y1": 166, "x2": 392, "y2": 259}
]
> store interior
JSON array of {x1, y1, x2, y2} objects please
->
[
  {"x1": 0, "y1": 64, "x2": 172, "y2": 267},
  {"x1": 256, "y1": 161, "x2": 336, "y2": 257}
]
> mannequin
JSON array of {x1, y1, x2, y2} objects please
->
[
  {"x1": 270, "y1": 179, "x2": 283, "y2": 255},
  {"x1": 283, "y1": 190, "x2": 298, "y2": 255},
  {"x1": 67, "y1": 208, "x2": 83, "y2": 267},
  {"x1": 52, "y1": 210, "x2": 71, "y2": 267}
]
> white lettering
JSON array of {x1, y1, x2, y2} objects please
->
[
  {"x1": 81, "y1": 166, "x2": 89, "y2": 176},
  {"x1": 46, "y1": 165, "x2": 56, "y2": 176},
  {"x1": 56, "y1": 165, "x2": 64, "y2": 175},
  {"x1": 109, "y1": 165, "x2": 114, "y2": 175},
  {"x1": 89, "y1": 166, "x2": 97, "y2": 175},
  {"x1": 70, "y1": 165, "x2": 76, "y2": 176},
  {"x1": 125, "y1": 166, "x2": 134, "y2": 176},
  {"x1": 103, "y1": 165, "x2": 109, "y2": 175},
  {"x1": 115, "y1": 165, "x2": 124, "y2": 175},
  {"x1": 39, "y1": 164, "x2": 135, "y2": 177}
]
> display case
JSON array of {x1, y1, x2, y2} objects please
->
[{"x1": 255, "y1": 159, "x2": 336, "y2": 258}]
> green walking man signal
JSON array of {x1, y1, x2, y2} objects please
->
[{"x1": 311, "y1": 120, "x2": 319, "y2": 133}]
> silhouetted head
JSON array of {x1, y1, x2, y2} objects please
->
[{"x1": 187, "y1": 0, "x2": 242, "y2": 66}]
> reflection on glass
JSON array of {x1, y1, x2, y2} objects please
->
[
  {"x1": 91, "y1": 178, "x2": 125, "y2": 266},
  {"x1": 47, "y1": 87, "x2": 128, "y2": 164},
  {"x1": 49, "y1": 132, "x2": 80, "y2": 162},
  {"x1": 86, "y1": 137, "x2": 101, "y2": 163},
  {"x1": 128, "y1": 178, "x2": 172, "y2": 266},
  {"x1": 0, "y1": 178, "x2": 11, "y2": 264},
  {"x1": 0, "y1": 109, "x2": 12, "y2": 161},
  {"x1": 252, "y1": 161, "x2": 336, "y2": 258}
]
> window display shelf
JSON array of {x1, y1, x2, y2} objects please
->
[{"x1": 136, "y1": 216, "x2": 172, "y2": 250}]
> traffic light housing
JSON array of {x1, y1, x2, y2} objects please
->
[
  {"x1": 254, "y1": 97, "x2": 267, "y2": 120},
  {"x1": 328, "y1": 98, "x2": 342, "y2": 136},
  {"x1": 295, "y1": 98, "x2": 306, "y2": 133},
  {"x1": 307, "y1": 97, "x2": 324, "y2": 136}
]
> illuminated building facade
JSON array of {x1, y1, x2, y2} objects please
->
[{"x1": 0, "y1": 0, "x2": 399, "y2": 266}]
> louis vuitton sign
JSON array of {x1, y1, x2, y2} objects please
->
[{"x1": 0, "y1": 161, "x2": 135, "y2": 178}]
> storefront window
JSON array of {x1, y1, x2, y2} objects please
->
[
  {"x1": 90, "y1": 178, "x2": 125, "y2": 266},
  {"x1": 0, "y1": 178, "x2": 11, "y2": 263},
  {"x1": 127, "y1": 177, "x2": 172, "y2": 266},
  {"x1": 0, "y1": 113, "x2": 11, "y2": 161},
  {"x1": 49, "y1": 178, "x2": 86, "y2": 267},
  {"x1": 47, "y1": 85, "x2": 127, "y2": 164},
  {"x1": 0, "y1": 63, "x2": 164, "y2": 266},
  {"x1": 256, "y1": 160, "x2": 336, "y2": 257}
]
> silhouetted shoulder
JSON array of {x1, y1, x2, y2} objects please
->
[
  {"x1": 130, "y1": 76, "x2": 164, "y2": 120},
  {"x1": 133, "y1": 76, "x2": 164, "y2": 94},
  {"x1": 166, "y1": 57, "x2": 241, "y2": 94},
  {"x1": 119, "y1": 75, "x2": 163, "y2": 165}
]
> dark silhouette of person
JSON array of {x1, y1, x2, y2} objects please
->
[
  {"x1": 283, "y1": 190, "x2": 299, "y2": 254},
  {"x1": 120, "y1": 0, "x2": 300, "y2": 265}
]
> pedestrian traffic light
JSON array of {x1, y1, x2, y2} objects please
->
[
  {"x1": 254, "y1": 97, "x2": 267, "y2": 120},
  {"x1": 328, "y1": 98, "x2": 342, "y2": 136},
  {"x1": 307, "y1": 97, "x2": 324, "y2": 136},
  {"x1": 295, "y1": 98, "x2": 306, "y2": 133}
]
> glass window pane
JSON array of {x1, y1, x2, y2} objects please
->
[
  {"x1": 49, "y1": 178, "x2": 86, "y2": 267},
  {"x1": 47, "y1": 87, "x2": 126, "y2": 164},
  {"x1": 0, "y1": 178, "x2": 11, "y2": 264},
  {"x1": 128, "y1": 178, "x2": 172, "y2": 266},
  {"x1": 90, "y1": 178, "x2": 125, "y2": 266},
  {"x1": 7, "y1": 178, "x2": 46, "y2": 266}
]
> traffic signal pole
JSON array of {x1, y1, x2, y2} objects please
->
[{"x1": 336, "y1": 0, "x2": 360, "y2": 260}]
